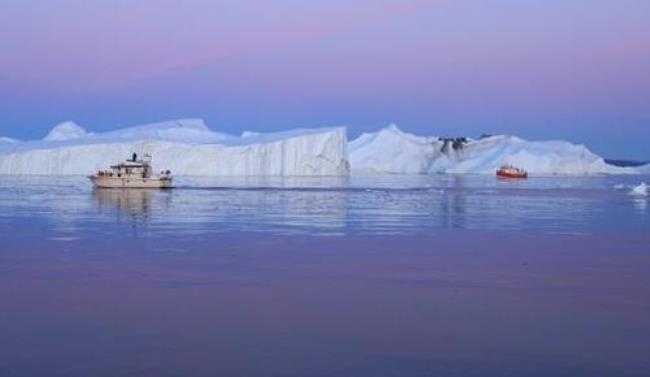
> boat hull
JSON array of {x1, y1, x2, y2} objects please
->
[
  {"x1": 89, "y1": 176, "x2": 172, "y2": 189},
  {"x1": 496, "y1": 171, "x2": 528, "y2": 179}
]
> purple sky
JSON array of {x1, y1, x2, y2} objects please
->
[{"x1": 1, "y1": 0, "x2": 649, "y2": 159}]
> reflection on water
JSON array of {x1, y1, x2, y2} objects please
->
[
  {"x1": 633, "y1": 197, "x2": 648, "y2": 213},
  {"x1": 94, "y1": 188, "x2": 174, "y2": 229},
  {"x1": 164, "y1": 187, "x2": 348, "y2": 234},
  {"x1": 96, "y1": 188, "x2": 152, "y2": 221},
  {"x1": 1, "y1": 175, "x2": 649, "y2": 377},
  {"x1": 175, "y1": 175, "x2": 351, "y2": 189},
  {"x1": 0, "y1": 174, "x2": 648, "y2": 237}
]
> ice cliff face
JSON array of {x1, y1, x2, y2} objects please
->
[
  {"x1": 349, "y1": 125, "x2": 632, "y2": 175},
  {"x1": 0, "y1": 120, "x2": 642, "y2": 176},
  {"x1": 349, "y1": 125, "x2": 439, "y2": 174},
  {"x1": 637, "y1": 163, "x2": 650, "y2": 174},
  {"x1": 0, "y1": 119, "x2": 349, "y2": 176}
]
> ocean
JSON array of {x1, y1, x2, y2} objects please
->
[{"x1": 1, "y1": 174, "x2": 648, "y2": 376}]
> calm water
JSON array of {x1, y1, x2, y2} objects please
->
[{"x1": 0, "y1": 175, "x2": 649, "y2": 376}]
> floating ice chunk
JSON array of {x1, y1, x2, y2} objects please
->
[{"x1": 629, "y1": 183, "x2": 648, "y2": 196}]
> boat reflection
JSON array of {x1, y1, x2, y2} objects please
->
[
  {"x1": 93, "y1": 188, "x2": 171, "y2": 226},
  {"x1": 1, "y1": 174, "x2": 645, "y2": 237},
  {"x1": 91, "y1": 185, "x2": 348, "y2": 235},
  {"x1": 164, "y1": 188, "x2": 348, "y2": 234}
]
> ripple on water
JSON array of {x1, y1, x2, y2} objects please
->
[{"x1": 0, "y1": 174, "x2": 648, "y2": 238}]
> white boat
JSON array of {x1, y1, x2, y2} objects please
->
[{"x1": 89, "y1": 154, "x2": 172, "y2": 189}]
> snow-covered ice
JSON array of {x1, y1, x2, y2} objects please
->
[
  {"x1": 349, "y1": 125, "x2": 439, "y2": 174},
  {"x1": 0, "y1": 120, "x2": 644, "y2": 177},
  {"x1": 349, "y1": 125, "x2": 634, "y2": 175},
  {"x1": 0, "y1": 136, "x2": 19, "y2": 144},
  {"x1": 0, "y1": 119, "x2": 349, "y2": 176},
  {"x1": 629, "y1": 183, "x2": 648, "y2": 196},
  {"x1": 43, "y1": 121, "x2": 88, "y2": 141},
  {"x1": 637, "y1": 163, "x2": 650, "y2": 174},
  {"x1": 241, "y1": 131, "x2": 261, "y2": 138}
]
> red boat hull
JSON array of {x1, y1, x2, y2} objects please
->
[{"x1": 496, "y1": 170, "x2": 528, "y2": 179}]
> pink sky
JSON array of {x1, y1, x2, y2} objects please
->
[{"x1": 1, "y1": 0, "x2": 649, "y2": 158}]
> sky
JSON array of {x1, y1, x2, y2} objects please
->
[{"x1": 0, "y1": 0, "x2": 649, "y2": 159}]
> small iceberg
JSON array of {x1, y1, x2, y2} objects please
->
[{"x1": 629, "y1": 183, "x2": 648, "y2": 197}]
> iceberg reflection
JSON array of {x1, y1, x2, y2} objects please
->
[{"x1": 0, "y1": 174, "x2": 648, "y2": 237}]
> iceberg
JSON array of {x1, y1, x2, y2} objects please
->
[
  {"x1": 0, "y1": 120, "x2": 643, "y2": 177},
  {"x1": 630, "y1": 183, "x2": 648, "y2": 196},
  {"x1": 637, "y1": 163, "x2": 650, "y2": 174},
  {"x1": 349, "y1": 125, "x2": 634, "y2": 175},
  {"x1": 349, "y1": 125, "x2": 440, "y2": 174},
  {"x1": 0, "y1": 136, "x2": 19, "y2": 144},
  {"x1": 241, "y1": 131, "x2": 261, "y2": 138},
  {"x1": 0, "y1": 119, "x2": 349, "y2": 176},
  {"x1": 43, "y1": 121, "x2": 88, "y2": 141}
]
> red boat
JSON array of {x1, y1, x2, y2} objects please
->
[{"x1": 496, "y1": 165, "x2": 528, "y2": 179}]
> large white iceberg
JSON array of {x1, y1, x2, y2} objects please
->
[
  {"x1": 0, "y1": 119, "x2": 349, "y2": 176},
  {"x1": 349, "y1": 125, "x2": 634, "y2": 175},
  {"x1": 0, "y1": 120, "x2": 643, "y2": 177}
]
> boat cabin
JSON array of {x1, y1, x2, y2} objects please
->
[
  {"x1": 90, "y1": 154, "x2": 172, "y2": 189},
  {"x1": 110, "y1": 161, "x2": 151, "y2": 178}
]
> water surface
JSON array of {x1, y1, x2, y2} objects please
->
[{"x1": 0, "y1": 174, "x2": 648, "y2": 376}]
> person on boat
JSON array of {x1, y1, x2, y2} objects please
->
[{"x1": 132, "y1": 152, "x2": 137, "y2": 162}]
